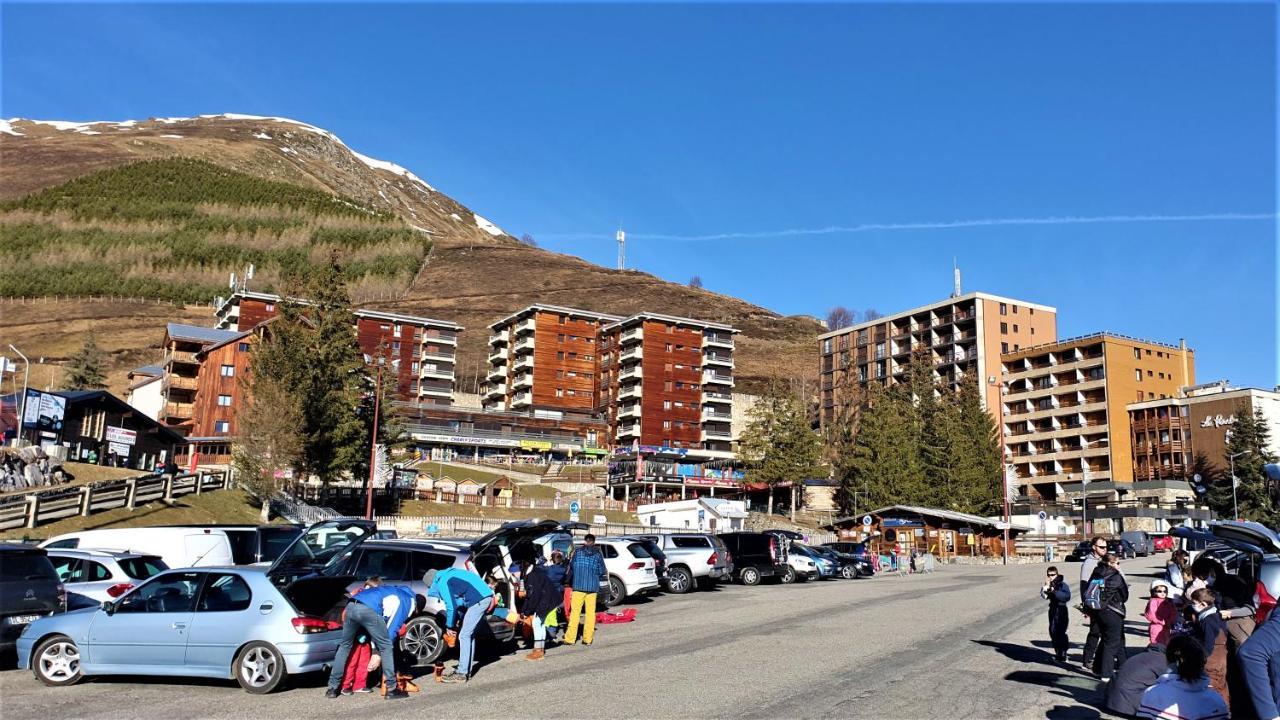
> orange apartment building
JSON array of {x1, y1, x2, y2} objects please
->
[
  {"x1": 819, "y1": 292, "x2": 1058, "y2": 428},
  {"x1": 213, "y1": 291, "x2": 461, "y2": 404},
  {"x1": 482, "y1": 305, "x2": 620, "y2": 414},
  {"x1": 1001, "y1": 332, "x2": 1195, "y2": 501},
  {"x1": 599, "y1": 313, "x2": 738, "y2": 456}
]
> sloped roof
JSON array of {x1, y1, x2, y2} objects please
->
[
  {"x1": 129, "y1": 364, "x2": 164, "y2": 378},
  {"x1": 166, "y1": 323, "x2": 243, "y2": 345},
  {"x1": 830, "y1": 504, "x2": 1032, "y2": 532},
  {"x1": 51, "y1": 390, "x2": 186, "y2": 445}
]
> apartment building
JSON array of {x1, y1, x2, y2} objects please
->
[
  {"x1": 157, "y1": 323, "x2": 245, "y2": 434},
  {"x1": 184, "y1": 326, "x2": 262, "y2": 465},
  {"x1": 600, "y1": 313, "x2": 738, "y2": 456},
  {"x1": 1001, "y1": 333, "x2": 1195, "y2": 501},
  {"x1": 819, "y1": 292, "x2": 1057, "y2": 427},
  {"x1": 212, "y1": 291, "x2": 461, "y2": 404},
  {"x1": 1128, "y1": 381, "x2": 1280, "y2": 483},
  {"x1": 482, "y1": 305, "x2": 620, "y2": 414}
]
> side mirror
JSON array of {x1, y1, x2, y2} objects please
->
[{"x1": 101, "y1": 600, "x2": 116, "y2": 615}]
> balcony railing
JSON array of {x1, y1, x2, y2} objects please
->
[
  {"x1": 164, "y1": 375, "x2": 198, "y2": 391},
  {"x1": 165, "y1": 351, "x2": 198, "y2": 366},
  {"x1": 621, "y1": 328, "x2": 644, "y2": 345},
  {"x1": 164, "y1": 402, "x2": 194, "y2": 418},
  {"x1": 514, "y1": 336, "x2": 535, "y2": 354}
]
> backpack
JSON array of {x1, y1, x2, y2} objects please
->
[{"x1": 1084, "y1": 577, "x2": 1105, "y2": 611}]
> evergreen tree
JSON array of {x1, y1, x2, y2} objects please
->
[
  {"x1": 950, "y1": 374, "x2": 1003, "y2": 515},
  {"x1": 846, "y1": 382, "x2": 928, "y2": 508},
  {"x1": 1207, "y1": 405, "x2": 1279, "y2": 523},
  {"x1": 739, "y1": 382, "x2": 824, "y2": 517},
  {"x1": 62, "y1": 334, "x2": 107, "y2": 390}
]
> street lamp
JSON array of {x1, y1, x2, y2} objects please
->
[
  {"x1": 8, "y1": 345, "x2": 28, "y2": 445},
  {"x1": 1229, "y1": 450, "x2": 1252, "y2": 521},
  {"x1": 365, "y1": 358, "x2": 400, "y2": 521}
]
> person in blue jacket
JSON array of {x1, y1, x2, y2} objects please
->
[
  {"x1": 426, "y1": 567, "x2": 496, "y2": 683},
  {"x1": 325, "y1": 577, "x2": 417, "y2": 700},
  {"x1": 1240, "y1": 611, "x2": 1280, "y2": 720},
  {"x1": 1040, "y1": 566, "x2": 1072, "y2": 663}
]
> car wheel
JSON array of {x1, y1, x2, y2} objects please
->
[
  {"x1": 608, "y1": 576, "x2": 627, "y2": 606},
  {"x1": 33, "y1": 635, "x2": 83, "y2": 687},
  {"x1": 401, "y1": 615, "x2": 444, "y2": 667},
  {"x1": 666, "y1": 567, "x2": 693, "y2": 594},
  {"x1": 781, "y1": 566, "x2": 796, "y2": 584},
  {"x1": 841, "y1": 565, "x2": 857, "y2": 580},
  {"x1": 739, "y1": 567, "x2": 762, "y2": 586},
  {"x1": 234, "y1": 641, "x2": 286, "y2": 694}
]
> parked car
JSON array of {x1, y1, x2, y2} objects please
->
[
  {"x1": 621, "y1": 536, "x2": 667, "y2": 584},
  {"x1": 1066, "y1": 541, "x2": 1093, "y2": 562},
  {"x1": 808, "y1": 545, "x2": 860, "y2": 579},
  {"x1": 637, "y1": 533, "x2": 732, "y2": 593},
  {"x1": 1153, "y1": 534, "x2": 1175, "y2": 552},
  {"x1": 40, "y1": 527, "x2": 236, "y2": 568},
  {"x1": 1, "y1": 544, "x2": 62, "y2": 655},
  {"x1": 45, "y1": 549, "x2": 168, "y2": 602},
  {"x1": 718, "y1": 532, "x2": 788, "y2": 585},
  {"x1": 792, "y1": 543, "x2": 838, "y2": 580},
  {"x1": 1108, "y1": 539, "x2": 1138, "y2": 559},
  {"x1": 822, "y1": 541, "x2": 871, "y2": 560},
  {"x1": 581, "y1": 538, "x2": 661, "y2": 606},
  {"x1": 163, "y1": 525, "x2": 303, "y2": 565},
  {"x1": 1173, "y1": 521, "x2": 1280, "y2": 618},
  {"x1": 17, "y1": 518, "x2": 377, "y2": 693},
  {"x1": 1120, "y1": 531, "x2": 1154, "y2": 557},
  {"x1": 320, "y1": 519, "x2": 585, "y2": 667}
]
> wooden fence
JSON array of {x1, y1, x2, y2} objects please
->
[
  {"x1": 376, "y1": 514, "x2": 838, "y2": 544},
  {"x1": 0, "y1": 471, "x2": 231, "y2": 532}
]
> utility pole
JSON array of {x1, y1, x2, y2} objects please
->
[
  {"x1": 366, "y1": 363, "x2": 382, "y2": 521},
  {"x1": 8, "y1": 345, "x2": 28, "y2": 446}
]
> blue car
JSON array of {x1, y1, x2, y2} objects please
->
[
  {"x1": 792, "y1": 543, "x2": 839, "y2": 580},
  {"x1": 17, "y1": 518, "x2": 376, "y2": 693}
]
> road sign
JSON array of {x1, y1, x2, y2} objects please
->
[
  {"x1": 698, "y1": 509, "x2": 706, "y2": 520},
  {"x1": 1037, "y1": 511, "x2": 1047, "y2": 522},
  {"x1": 569, "y1": 500, "x2": 580, "y2": 521},
  {"x1": 862, "y1": 515, "x2": 872, "y2": 527},
  {"x1": 425, "y1": 523, "x2": 439, "y2": 535}
]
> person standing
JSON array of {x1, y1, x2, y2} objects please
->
[
  {"x1": 1144, "y1": 580, "x2": 1178, "y2": 648},
  {"x1": 1239, "y1": 610, "x2": 1280, "y2": 720},
  {"x1": 1092, "y1": 553, "x2": 1131, "y2": 681},
  {"x1": 325, "y1": 578, "x2": 415, "y2": 700},
  {"x1": 1081, "y1": 536, "x2": 1110, "y2": 673},
  {"x1": 427, "y1": 567, "x2": 496, "y2": 684},
  {"x1": 1136, "y1": 635, "x2": 1230, "y2": 720},
  {"x1": 566, "y1": 534, "x2": 607, "y2": 647},
  {"x1": 1041, "y1": 566, "x2": 1072, "y2": 662},
  {"x1": 520, "y1": 560, "x2": 563, "y2": 661}
]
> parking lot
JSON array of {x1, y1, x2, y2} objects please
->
[{"x1": 1, "y1": 556, "x2": 1163, "y2": 720}]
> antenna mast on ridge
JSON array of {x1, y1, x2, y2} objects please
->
[
  {"x1": 952, "y1": 258, "x2": 961, "y2": 297},
  {"x1": 617, "y1": 228, "x2": 626, "y2": 270}
]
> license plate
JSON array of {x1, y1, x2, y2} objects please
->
[
  {"x1": 645, "y1": 568, "x2": 654, "y2": 574},
  {"x1": 5, "y1": 614, "x2": 41, "y2": 625}
]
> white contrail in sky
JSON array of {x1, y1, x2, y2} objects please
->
[{"x1": 543, "y1": 212, "x2": 1277, "y2": 242}]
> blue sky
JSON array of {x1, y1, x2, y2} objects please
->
[{"x1": 4, "y1": 2, "x2": 1276, "y2": 386}]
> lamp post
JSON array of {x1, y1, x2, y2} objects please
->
[
  {"x1": 1229, "y1": 450, "x2": 1252, "y2": 521},
  {"x1": 365, "y1": 358, "x2": 401, "y2": 521},
  {"x1": 1081, "y1": 471, "x2": 1091, "y2": 538},
  {"x1": 8, "y1": 345, "x2": 29, "y2": 445}
]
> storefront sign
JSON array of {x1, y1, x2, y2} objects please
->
[
  {"x1": 1201, "y1": 414, "x2": 1237, "y2": 428},
  {"x1": 105, "y1": 426, "x2": 137, "y2": 446},
  {"x1": 519, "y1": 440, "x2": 554, "y2": 451},
  {"x1": 411, "y1": 432, "x2": 519, "y2": 448},
  {"x1": 107, "y1": 441, "x2": 131, "y2": 457}
]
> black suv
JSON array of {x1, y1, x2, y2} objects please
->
[
  {"x1": 0, "y1": 544, "x2": 62, "y2": 655},
  {"x1": 717, "y1": 532, "x2": 789, "y2": 585}
]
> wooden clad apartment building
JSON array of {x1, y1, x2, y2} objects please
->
[{"x1": 483, "y1": 305, "x2": 617, "y2": 414}]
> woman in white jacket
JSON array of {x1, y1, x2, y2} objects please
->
[{"x1": 1137, "y1": 634, "x2": 1229, "y2": 720}]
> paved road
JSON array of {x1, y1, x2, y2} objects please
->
[{"x1": 0, "y1": 555, "x2": 1167, "y2": 720}]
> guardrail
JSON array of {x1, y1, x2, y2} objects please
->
[
  {"x1": 0, "y1": 470, "x2": 231, "y2": 531},
  {"x1": 378, "y1": 514, "x2": 682, "y2": 539}
]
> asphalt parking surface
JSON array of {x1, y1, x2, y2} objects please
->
[{"x1": 0, "y1": 555, "x2": 1166, "y2": 719}]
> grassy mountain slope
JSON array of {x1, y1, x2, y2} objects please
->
[{"x1": 0, "y1": 115, "x2": 821, "y2": 395}]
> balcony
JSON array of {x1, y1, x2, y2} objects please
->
[
  {"x1": 483, "y1": 385, "x2": 505, "y2": 399},
  {"x1": 618, "y1": 383, "x2": 642, "y2": 401},
  {"x1": 488, "y1": 347, "x2": 509, "y2": 364},
  {"x1": 703, "y1": 353, "x2": 734, "y2": 368},
  {"x1": 704, "y1": 333, "x2": 734, "y2": 349},
  {"x1": 618, "y1": 404, "x2": 642, "y2": 419},
  {"x1": 421, "y1": 332, "x2": 457, "y2": 347},
  {"x1": 420, "y1": 367, "x2": 454, "y2": 380},
  {"x1": 511, "y1": 317, "x2": 536, "y2": 336},
  {"x1": 512, "y1": 373, "x2": 533, "y2": 390},
  {"x1": 487, "y1": 366, "x2": 505, "y2": 381},
  {"x1": 702, "y1": 428, "x2": 733, "y2": 440},
  {"x1": 616, "y1": 422, "x2": 641, "y2": 439},
  {"x1": 514, "y1": 336, "x2": 536, "y2": 354},
  {"x1": 705, "y1": 390, "x2": 732, "y2": 401},
  {"x1": 619, "y1": 365, "x2": 643, "y2": 381},
  {"x1": 702, "y1": 408, "x2": 733, "y2": 422},
  {"x1": 489, "y1": 332, "x2": 508, "y2": 347},
  {"x1": 163, "y1": 402, "x2": 194, "y2": 418},
  {"x1": 513, "y1": 354, "x2": 534, "y2": 372},
  {"x1": 164, "y1": 375, "x2": 198, "y2": 391},
  {"x1": 165, "y1": 350, "x2": 198, "y2": 366},
  {"x1": 621, "y1": 346, "x2": 644, "y2": 363},
  {"x1": 703, "y1": 371, "x2": 734, "y2": 386},
  {"x1": 421, "y1": 350, "x2": 455, "y2": 362},
  {"x1": 511, "y1": 391, "x2": 533, "y2": 407},
  {"x1": 620, "y1": 327, "x2": 644, "y2": 345}
]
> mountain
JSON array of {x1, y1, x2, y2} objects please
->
[{"x1": 0, "y1": 114, "x2": 822, "y2": 395}]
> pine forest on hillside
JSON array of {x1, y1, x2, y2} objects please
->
[{"x1": 0, "y1": 158, "x2": 432, "y2": 303}]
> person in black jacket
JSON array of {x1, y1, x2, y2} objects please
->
[
  {"x1": 1041, "y1": 566, "x2": 1072, "y2": 662},
  {"x1": 1106, "y1": 643, "x2": 1170, "y2": 718},
  {"x1": 520, "y1": 560, "x2": 564, "y2": 661},
  {"x1": 1093, "y1": 554, "x2": 1131, "y2": 680}
]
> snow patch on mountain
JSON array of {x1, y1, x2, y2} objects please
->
[
  {"x1": 473, "y1": 214, "x2": 505, "y2": 237},
  {"x1": 252, "y1": 132, "x2": 272, "y2": 140},
  {"x1": 0, "y1": 120, "x2": 22, "y2": 136}
]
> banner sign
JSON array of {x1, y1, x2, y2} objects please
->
[
  {"x1": 107, "y1": 441, "x2": 132, "y2": 457},
  {"x1": 24, "y1": 391, "x2": 66, "y2": 433},
  {"x1": 411, "y1": 432, "x2": 519, "y2": 448},
  {"x1": 106, "y1": 426, "x2": 138, "y2": 446}
]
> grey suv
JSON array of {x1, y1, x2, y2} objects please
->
[
  {"x1": 637, "y1": 534, "x2": 732, "y2": 593},
  {"x1": 1, "y1": 544, "x2": 62, "y2": 654}
]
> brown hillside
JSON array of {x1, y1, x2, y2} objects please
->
[{"x1": 0, "y1": 115, "x2": 821, "y2": 394}]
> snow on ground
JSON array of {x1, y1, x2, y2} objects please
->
[
  {"x1": 252, "y1": 132, "x2": 272, "y2": 140},
  {"x1": 450, "y1": 213, "x2": 462, "y2": 221},
  {"x1": 473, "y1": 214, "x2": 506, "y2": 237},
  {"x1": 279, "y1": 146, "x2": 296, "y2": 154},
  {"x1": 160, "y1": 134, "x2": 184, "y2": 139},
  {"x1": 0, "y1": 120, "x2": 23, "y2": 136},
  {"x1": 349, "y1": 150, "x2": 437, "y2": 193}
]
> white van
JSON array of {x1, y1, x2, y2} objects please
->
[{"x1": 39, "y1": 527, "x2": 236, "y2": 569}]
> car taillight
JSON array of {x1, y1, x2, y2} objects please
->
[
  {"x1": 628, "y1": 562, "x2": 644, "y2": 570},
  {"x1": 106, "y1": 583, "x2": 134, "y2": 598},
  {"x1": 1256, "y1": 581, "x2": 1277, "y2": 624},
  {"x1": 292, "y1": 617, "x2": 341, "y2": 634},
  {"x1": 708, "y1": 552, "x2": 718, "y2": 566}
]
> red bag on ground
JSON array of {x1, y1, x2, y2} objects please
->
[{"x1": 595, "y1": 608, "x2": 637, "y2": 624}]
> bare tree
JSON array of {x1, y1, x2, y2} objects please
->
[
  {"x1": 234, "y1": 377, "x2": 304, "y2": 522},
  {"x1": 863, "y1": 308, "x2": 884, "y2": 322},
  {"x1": 826, "y1": 306, "x2": 855, "y2": 330},
  {"x1": 688, "y1": 275, "x2": 704, "y2": 289},
  {"x1": 519, "y1": 233, "x2": 538, "y2": 247}
]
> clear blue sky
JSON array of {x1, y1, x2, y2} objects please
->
[{"x1": 4, "y1": 2, "x2": 1276, "y2": 387}]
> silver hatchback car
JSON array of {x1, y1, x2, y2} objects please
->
[
  {"x1": 45, "y1": 549, "x2": 169, "y2": 602},
  {"x1": 17, "y1": 519, "x2": 376, "y2": 693}
]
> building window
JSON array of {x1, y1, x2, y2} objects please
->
[
  {"x1": 1012, "y1": 324, "x2": 1019, "y2": 333},
  {"x1": 663, "y1": 420, "x2": 672, "y2": 430},
  {"x1": 391, "y1": 341, "x2": 400, "y2": 352},
  {"x1": 664, "y1": 400, "x2": 672, "y2": 410},
  {"x1": 1134, "y1": 348, "x2": 1141, "y2": 359},
  {"x1": 1147, "y1": 370, "x2": 1153, "y2": 377},
  {"x1": 1145, "y1": 349, "x2": 1152, "y2": 356},
  {"x1": 555, "y1": 388, "x2": 564, "y2": 397},
  {"x1": 1013, "y1": 305, "x2": 1019, "y2": 314},
  {"x1": 558, "y1": 316, "x2": 566, "y2": 324},
  {"x1": 237, "y1": 342, "x2": 250, "y2": 352},
  {"x1": 556, "y1": 370, "x2": 565, "y2": 379},
  {"x1": 1137, "y1": 391, "x2": 1144, "y2": 401},
  {"x1": 1013, "y1": 344, "x2": 1019, "y2": 351},
  {"x1": 1001, "y1": 342, "x2": 1009, "y2": 353},
  {"x1": 214, "y1": 420, "x2": 230, "y2": 434},
  {"x1": 823, "y1": 338, "x2": 832, "y2": 353},
  {"x1": 1000, "y1": 303, "x2": 1007, "y2": 315},
  {"x1": 1029, "y1": 308, "x2": 1034, "y2": 315},
  {"x1": 556, "y1": 351, "x2": 565, "y2": 360},
  {"x1": 220, "y1": 364, "x2": 235, "y2": 377},
  {"x1": 1000, "y1": 322, "x2": 1008, "y2": 334},
  {"x1": 265, "y1": 303, "x2": 275, "y2": 312},
  {"x1": 664, "y1": 381, "x2": 673, "y2": 391},
  {"x1": 217, "y1": 394, "x2": 232, "y2": 406},
  {"x1": 411, "y1": 362, "x2": 419, "y2": 373},
  {"x1": 393, "y1": 324, "x2": 402, "y2": 338},
  {"x1": 558, "y1": 334, "x2": 565, "y2": 342},
  {"x1": 1135, "y1": 369, "x2": 1142, "y2": 382}
]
